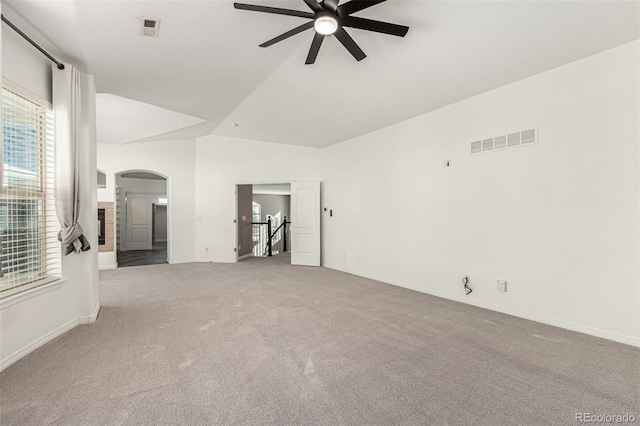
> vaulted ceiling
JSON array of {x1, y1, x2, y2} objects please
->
[{"x1": 4, "y1": 1, "x2": 639, "y2": 147}]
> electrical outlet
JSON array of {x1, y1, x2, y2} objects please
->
[
  {"x1": 497, "y1": 280, "x2": 507, "y2": 292},
  {"x1": 205, "y1": 247, "x2": 208, "y2": 252}
]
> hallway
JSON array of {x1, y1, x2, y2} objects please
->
[{"x1": 117, "y1": 242, "x2": 167, "y2": 267}]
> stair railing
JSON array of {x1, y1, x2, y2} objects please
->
[{"x1": 251, "y1": 216, "x2": 291, "y2": 257}]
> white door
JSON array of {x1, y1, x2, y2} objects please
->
[
  {"x1": 291, "y1": 181, "x2": 320, "y2": 266},
  {"x1": 126, "y1": 193, "x2": 152, "y2": 251}
]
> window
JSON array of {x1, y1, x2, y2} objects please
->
[
  {"x1": 252, "y1": 202, "x2": 261, "y2": 243},
  {"x1": 1, "y1": 84, "x2": 60, "y2": 298}
]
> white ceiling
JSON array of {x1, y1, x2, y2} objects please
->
[
  {"x1": 4, "y1": 1, "x2": 639, "y2": 148},
  {"x1": 96, "y1": 94, "x2": 205, "y2": 144}
]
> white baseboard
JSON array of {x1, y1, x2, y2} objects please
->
[
  {"x1": 0, "y1": 318, "x2": 79, "y2": 372},
  {"x1": 211, "y1": 258, "x2": 236, "y2": 264},
  {"x1": 237, "y1": 254, "x2": 252, "y2": 261},
  {"x1": 170, "y1": 258, "x2": 235, "y2": 264},
  {"x1": 169, "y1": 258, "x2": 197, "y2": 264},
  {"x1": 323, "y1": 263, "x2": 640, "y2": 348},
  {"x1": 194, "y1": 257, "x2": 236, "y2": 264},
  {"x1": 79, "y1": 303, "x2": 101, "y2": 324},
  {"x1": 98, "y1": 263, "x2": 117, "y2": 270}
]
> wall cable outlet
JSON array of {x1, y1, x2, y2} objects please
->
[
  {"x1": 462, "y1": 276, "x2": 472, "y2": 295},
  {"x1": 497, "y1": 280, "x2": 507, "y2": 292}
]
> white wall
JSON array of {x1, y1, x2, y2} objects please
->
[
  {"x1": 321, "y1": 41, "x2": 640, "y2": 346},
  {"x1": 1, "y1": 15, "x2": 100, "y2": 371},
  {"x1": 1, "y1": 8, "x2": 51, "y2": 103},
  {"x1": 97, "y1": 140, "x2": 196, "y2": 264},
  {"x1": 194, "y1": 135, "x2": 320, "y2": 263}
]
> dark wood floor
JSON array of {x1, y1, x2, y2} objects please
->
[{"x1": 117, "y1": 242, "x2": 167, "y2": 267}]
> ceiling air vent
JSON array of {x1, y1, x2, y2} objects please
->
[
  {"x1": 470, "y1": 128, "x2": 537, "y2": 156},
  {"x1": 141, "y1": 18, "x2": 160, "y2": 37}
]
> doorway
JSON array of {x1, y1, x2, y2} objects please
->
[
  {"x1": 236, "y1": 181, "x2": 320, "y2": 266},
  {"x1": 115, "y1": 171, "x2": 168, "y2": 267}
]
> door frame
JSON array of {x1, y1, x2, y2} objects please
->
[
  {"x1": 233, "y1": 180, "x2": 294, "y2": 263},
  {"x1": 114, "y1": 170, "x2": 170, "y2": 263}
]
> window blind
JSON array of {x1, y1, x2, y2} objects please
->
[{"x1": 1, "y1": 86, "x2": 60, "y2": 297}]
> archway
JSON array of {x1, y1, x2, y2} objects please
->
[{"x1": 115, "y1": 170, "x2": 169, "y2": 267}]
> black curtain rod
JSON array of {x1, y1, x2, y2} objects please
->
[{"x1": 1, "y1": 14, "x2": 65, "y2": 70}]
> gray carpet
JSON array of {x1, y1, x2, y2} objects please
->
[{"x1": 1, "y1": 254, "x2": 638, "y2": 425}]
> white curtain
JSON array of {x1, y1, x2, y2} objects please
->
[{"x1": 52, "y1": 64, "x2": 95, "y2": 255}]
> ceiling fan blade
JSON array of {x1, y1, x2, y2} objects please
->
[
  {"x1": 338, "y1": 0, "x2": 387, "y2": 16},
  {"x1": 341, "y1": 16, "x2": 409, "y2": 37},
  {"x1": 334, "y1": 27, "x2": 366, "y2": 61},
  {"x1": 306, "y1": 32, "x2": 325, "y2": 64},
  {"x1": 234, "y1": 3, "x2": 314, "y2": 19},
  {"x1": 323, "y1": 0, "x2": 340, "y2": 12},
  {"x1": 260, "y1": 21, "x2": 314, "y2": 47},
  {"x1": 303, "y1": 0, "x2": 324, "y2": 13}
]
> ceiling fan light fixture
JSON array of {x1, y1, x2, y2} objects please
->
[{"x1": 314, "y1": 13, "x2": 338, "y2": 35}]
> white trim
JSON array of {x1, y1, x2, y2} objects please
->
[
  {"x1": 79, "y1": 303, "x2": 100, "y2": 324},
  {"x1": 0, "y1": 279, "x2": 66, "y2": 310},
  {"x1": 2, "y1": 77, "x2": 52, "y2": 108},
  {"x1": 323, "y1": 263, "x2": 640, "y2": 348},
  {"x1": 211, "y1": 258, "x2": 236, "y2": 264},
  {"x1": 194, "y1": 257, "x2": 237, "y2": 264},
  {"x1": 0, "y1": 318, "x2": 78, "y2": 372},
  {"x1": 238, "y1": 253, "x2": 253, "y2": 261},
  {"x1": 169, "y1": 258, "x2": 198, "y2": 264},
  {"x1": 98, "y1": 263, "x2": 118, "y2": 270}
]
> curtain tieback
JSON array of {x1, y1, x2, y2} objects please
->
[{"x1": 58, "y1": 224, "x2": 91, "y2": 255}]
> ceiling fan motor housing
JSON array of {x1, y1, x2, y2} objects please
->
[{"x1": 314, "y1": 11, "x2": 339, "y2": 35}]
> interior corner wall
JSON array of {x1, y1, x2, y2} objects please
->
[
  {"x1": 1, "y1": 18, "x2": 100, "y2": 371},
  {"x1": 97, "y1": 140, "x2": 196, "y2": 264},
  {"x1": 194, "y1": 135, "x2": 320, "y2": 263},
  {"x1": 320, "y1": 41, "x2": 640, "y2": 346}
]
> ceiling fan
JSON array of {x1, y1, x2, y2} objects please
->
[{"x1": 234, "y1": 0, "x2": 409, "y2": 64}]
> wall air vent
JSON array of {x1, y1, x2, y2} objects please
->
[
  {"x1": 494, "y1": 135, "x2": 507, "y2": 150},
  {"x1": 507, "y1": 132, "x2": 520, "y2": 147},
  {"x1": 470, "y1": 128, "x2": 537, "y2": 155},
  {"x1": 141, "y1": 18, "x2": 160, "y2": 37}
]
